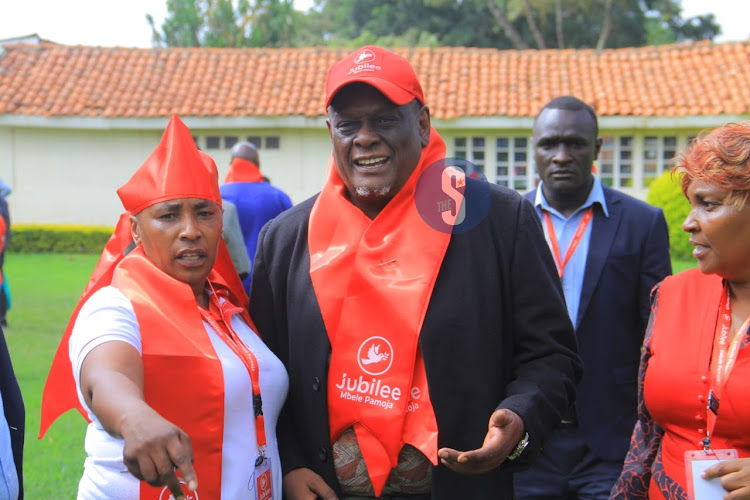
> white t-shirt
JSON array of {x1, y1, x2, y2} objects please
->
[{"x1": 69, "y1": 286, "x2": 288, "y2": 500}]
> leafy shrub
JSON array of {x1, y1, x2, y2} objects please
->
[
  {"x1": 646, "y1": 171, "x2": 692, "y2": 260},
  {"x1": 8, "y1": 224, "x2": 113, "y2": 254}
]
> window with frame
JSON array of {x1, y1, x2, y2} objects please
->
[
  {"x1": 224, "y1": 136, "x2": 239, "y2": 149},
  {"x1": 196, "y1": 135, "x2": 279, "y2": 150},
  {"x1": 453, "y1": 136, "x2": 486, "y2": 174},
  {"x1": 598, "y1": 136, "x2": 634, "y2": 188},
  {"x1": 205, "y1": 136, "x2": 221, "y2": 150},
  {"x1": 496, "y1": 137, "x2": 529, "y2": 190},
  {"x1": 643, "y1": 136, "x2": 677, "y2": 187},
  {"x1": 265, "y1": 136, "x2": 280, "y2": 150}
]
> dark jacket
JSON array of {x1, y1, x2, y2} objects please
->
[{"x1": 524, "y1": 185, "x2": 671, "y2": 460}]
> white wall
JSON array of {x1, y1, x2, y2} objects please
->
[
  {"x1": 3, "y1": 127, "x2": 162, "y2": 225},
  {"x1": 0, "y1": 125, "x2": 333, "y2": 226}
]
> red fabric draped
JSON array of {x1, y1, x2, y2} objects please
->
[{"x1": 308, "y1": 128, "x2": 451, "y2": 495}]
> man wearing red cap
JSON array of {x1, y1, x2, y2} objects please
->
[
  {"x1": 249, "y1": 46, "x2": 582, "y2": 499},
  {"x1": 40, "y1": 116, "x2": 288, "y2": 499}
]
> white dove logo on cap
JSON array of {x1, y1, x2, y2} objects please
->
[{"x1": 354, "y1": 49, "x2": 376, "y2": 64}]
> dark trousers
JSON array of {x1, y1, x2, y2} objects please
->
[{"x1": 514, "y1": 424, "x2": 624, "y2": 500}]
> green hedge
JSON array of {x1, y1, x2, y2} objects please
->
[
  {"x1": 8, "y1": 224, "x2": 114, "y2": 254},
  {"x1": 646, "y1": 171, "x2": 692, "y2": 260}
]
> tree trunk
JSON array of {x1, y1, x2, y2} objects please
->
[
  {"x1": 595, "y1": 0, "x2": 613, "y2": 51},
  {"x1": 486, "y1": 0, "x2": 529, "y2": 50},
  {"x1": 521, "y1": 0, "x2": 546, "y2": 49},
  {"x1": 555, "y1": 0, "x2": 565, "y2": 48}
]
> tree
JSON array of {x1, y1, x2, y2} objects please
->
[
  {"x1": 147, "y1": 0, "x2": 205, "y2": 47},
  {"x1": 304, "y1": 0, "x2": 721, "y2": 50},
  {"x1": 147, "y1": 0, "x2": 311, "y2": 47},
  {"x1": 148, "y1": 0, "x2": 722, "y2": 49}
]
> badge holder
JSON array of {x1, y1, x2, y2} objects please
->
[
  {"x1": 248, "y1": 449, "x2": 273, "y2": 500},
  {"x1": 684, "y1": 448, "x2": 738, "y2": 500}
]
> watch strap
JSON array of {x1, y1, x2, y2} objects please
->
[{"x1": 507, "y1": 431, "x2": 529, "y2": 460}]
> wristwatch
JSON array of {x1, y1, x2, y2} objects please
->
[{"x1": 507, "y1": 432, "x2": 529, "y2": 460}]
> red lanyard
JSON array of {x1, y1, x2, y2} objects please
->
[
  {"x1": 543, "y1": 207, "x2": 594, "y2": 278},
  {"x1": 704, "y1": 283, "x2": 750, "y2": 450},
  {"x1": 199, "y1": 292, "x2": 268, "y2": 456}
]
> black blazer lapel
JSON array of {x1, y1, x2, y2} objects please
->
[{"x1": 576, "y1": 189, "x2": 622, "y2": 328}]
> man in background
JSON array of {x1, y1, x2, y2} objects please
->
[
  {"x1": 220, "y1": 141, "x2": 292, "y2": 293},
  {"x1": 515, "y1": 96, "x2": 672, "y2": 499}
]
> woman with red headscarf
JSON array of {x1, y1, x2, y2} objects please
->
[
  {"x1": 40, "y1": 116, "x2": 288, "y2": 500},
  {"x1": 612, "y1": 123, "x2": 750, "y2": 499}
]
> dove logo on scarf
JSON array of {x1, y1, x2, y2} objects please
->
[{"x1": 357, "y1": 336, "x2": 393, "y2": 376}]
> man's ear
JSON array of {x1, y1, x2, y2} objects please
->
[{"x1": 418, "y1": 105, "x2": 431, "y2": 148}]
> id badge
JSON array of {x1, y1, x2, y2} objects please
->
[
  {"x1": 248, "y1": 456, "x2": 273, "y2": 500},
  {"x1": 684, "y1": 448, "x2": 738, "y2": 500}
]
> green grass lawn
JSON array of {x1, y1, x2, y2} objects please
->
[
  {"x1": 4, "y1": 253, "x2": 98, "y2": 498},
  {"x1": 2, "y1": 252, "x2": 697, "y2": 497}
]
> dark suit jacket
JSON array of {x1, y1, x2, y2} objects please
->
[
  {"x1": 524, "y1": 185, "x2": 671, "y2": 460},
  {"x1": 250, "y1": 182, "x2": 582, "y2": 499}
]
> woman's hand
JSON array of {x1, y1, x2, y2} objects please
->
[
  {"x1": 703, "y1": 457, "x2": 750, "y2": 499},
  {"x1": 120, "y1": 405, "x2": 197, "y2": 499},
  {"x1": 437, "y1": 408, "x2": 525, "y2": 475}
]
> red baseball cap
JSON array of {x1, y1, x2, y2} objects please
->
[{"x1": 324, "y1": 45, "x2": 424, "y2": 110}]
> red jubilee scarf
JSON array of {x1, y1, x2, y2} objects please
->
[
  {"x1": 224, "y1": 158, "x2": 264, "y2": 184},
  {"x1": 308, "y1": 128, "x2": 449, "y2": 496}
]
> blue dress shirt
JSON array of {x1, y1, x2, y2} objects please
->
[{"x1": 533, "y1": 177, "x2": 609, "y2": 326}]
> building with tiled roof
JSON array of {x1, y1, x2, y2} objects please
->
[{"x1": 0, "y1": 40, "x2": 749, "y2": 224}]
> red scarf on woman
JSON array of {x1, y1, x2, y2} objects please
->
[
  {"x1": 115, "y1": 247, "x2": 253, "y2": 499},
  {"x1": 309, "y1": 128, "x2": 451, "y2": 495}
]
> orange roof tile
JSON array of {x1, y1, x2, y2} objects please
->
[{"x1": 1, "y1": 41, "x2": 750, "y2": 119}]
